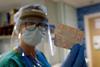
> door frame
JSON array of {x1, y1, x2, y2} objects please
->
[{"x1": 84, "y1": 12, "x2": 100, "y2": 67}]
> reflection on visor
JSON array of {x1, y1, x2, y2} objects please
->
[{"x1": 47, "y1": 24, "x2": 55, "y2": 56}]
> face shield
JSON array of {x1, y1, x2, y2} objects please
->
[{"x1": 46, "y1": 24, "x2": 55, "y2": 56}]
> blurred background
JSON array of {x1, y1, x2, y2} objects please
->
[{"x1": 0, "y1": 0, "x2": 100, "y2": 67}]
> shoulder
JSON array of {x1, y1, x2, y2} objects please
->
[{"x1": 0, "y1": 50, "x2": 18, "y2": 66}]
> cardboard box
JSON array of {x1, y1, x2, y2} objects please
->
[{"x1": 54, "y1": 24, "x2": 84, "y2": 48}]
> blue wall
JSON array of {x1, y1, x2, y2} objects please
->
[{"x1": 77, "y1": 3, "x2": 100, "y2": 31}]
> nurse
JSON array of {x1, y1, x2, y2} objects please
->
[{"x1": 0, "y1": 4, "x2": 51, "y2": 67}]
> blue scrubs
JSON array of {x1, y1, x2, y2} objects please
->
[{"x1": 61, "y1": 44, "x2": 87, "y2": 67}]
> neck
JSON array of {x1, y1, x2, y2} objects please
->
[{"x1": 19, "y1": 41, "x2": 36, "y2": 57}]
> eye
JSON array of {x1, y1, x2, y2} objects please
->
[
  {"x1": 37, "y1": 23, "x2": 48, "y2": 29},
  {"x1": 36, "y1": 23, "x2": 41, "y2": 27}
]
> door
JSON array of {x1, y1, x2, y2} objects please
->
[{"x1": 85, "y1": 13, "x2": 100, "y2": 67}]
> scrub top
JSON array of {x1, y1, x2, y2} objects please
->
[{"x1": 0, "y1": 48, "x2": 51, "y2": 67}]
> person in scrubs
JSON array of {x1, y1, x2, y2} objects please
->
[{"x1": 0, "y1": 4, "x2": 51, "y2": 67}]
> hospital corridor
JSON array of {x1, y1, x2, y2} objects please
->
[{"x1": 0, "y1": 0, "x2": 100, "y2": 67}]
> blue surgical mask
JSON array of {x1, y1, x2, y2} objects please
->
[{"x1": 21, "y1": 28, "x2": 43, "y2": 46}]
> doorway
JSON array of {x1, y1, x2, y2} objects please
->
[{"x1": 85, "y1": 13, "x2": 100, "y2": 67}]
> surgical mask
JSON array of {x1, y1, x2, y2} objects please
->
[{"x1": 21, "y1": 27, "x2": 43, "y2": 46}]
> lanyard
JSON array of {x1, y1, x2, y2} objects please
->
[
  {"x1": 18, "y1": 47, "x2": 42, "y2": 67},
  {"x1": 29, "y1": 56, "x2": 42, "y2": 67}
]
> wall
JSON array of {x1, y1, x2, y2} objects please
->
[
  {"x1": 46, "y1": 1, "x2": 58, "y2": 24},
  {"x1": 57, "y1": 2, "x2": 78, "y2": 28},
  {"x1": 0, "y1": 38, "x2": 11, "y2": 54},
  {"x1": 77, "y1": 3, "x2": 100, "y2": 31},
  {"x1": 64, "y1": 4, "x2": 78, "y2": 28}
]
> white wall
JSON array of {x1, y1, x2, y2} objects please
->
[
  {"x1": 64, "y1": 4, "x2": 78, "y2": 28},
  {"x1": 46, "y1": 1, "x2": 58, "y2": 24},
  {"x1": 56, "y1": 2, "x2": 78, "y2": 28}
]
